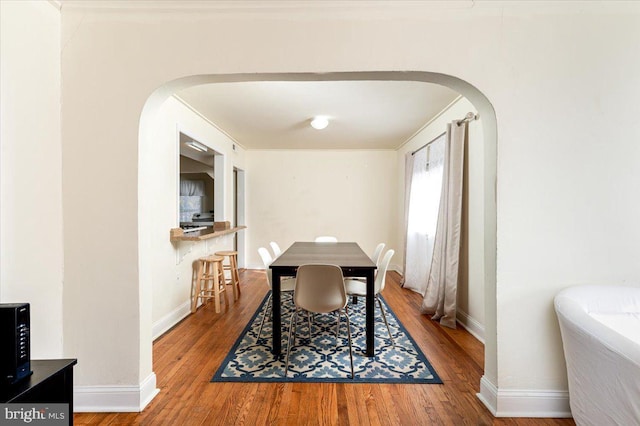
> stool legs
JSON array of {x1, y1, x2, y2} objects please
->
[
  {"x1": 229, "y1": 254, "x2": 241, "y2": 299},
  {"x1": 191, "y1": 259, "x2": 203, "y2": 313},
  {"x1": 191, "y1": 255, "x2": 228, "y2": 314},
  {"x1": 214, "y1": 251, "x2": 241, "y2": 301}
]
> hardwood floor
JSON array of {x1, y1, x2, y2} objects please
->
[{"x1": 74, "y1": 270, "x2": 575, "y2": 425}]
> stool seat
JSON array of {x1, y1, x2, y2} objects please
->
[
  {"x1": 191, "y1": 255, "x2": 228, "y2": 313},
  {"x1": 214, "y1": 250, "x2": 241, "y2": 301}
]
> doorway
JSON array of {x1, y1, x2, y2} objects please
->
[{"x1": 234, "y1": 166, "x2": 246, "y2": 267}]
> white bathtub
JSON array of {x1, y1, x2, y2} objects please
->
[{"x1": 554, "y1": 284, "x2": 640, "y2": 425}]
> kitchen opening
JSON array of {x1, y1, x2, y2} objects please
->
[{"x1": 178, "y1": 132, "x2": 220, "y2": 232}]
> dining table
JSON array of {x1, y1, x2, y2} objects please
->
[{"x1": 269, "y1": 241, "x2": 377, "y2": 357}]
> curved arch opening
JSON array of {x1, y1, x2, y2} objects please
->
[{"x1": 138, "y1": 70, "x2": 497, "y2": 403}]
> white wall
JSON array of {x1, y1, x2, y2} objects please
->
[
  {"x1": 396, "y1": 97, "x2": 486, "y2": 340},
  {"x1": 245, "y1": 150, "x2": 397, "y2": 269},
  {"x1": 145, "y1": 96, "x2": 245, "y2": 337},
  {"x1": 0, "y1": 0, "x2": 63, "y2": 358},
  {"x1": 489, "y1": 6, "x2": 639, "y2": 413},
  {"x1": 20, "y1": 0, "x2": 637, "y2": 416}
]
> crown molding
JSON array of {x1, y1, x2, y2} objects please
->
[
  {"x1": 57, "y1": 1, "x2": 639, "y2": 14},
  {"x1": 172, "y1": 95, "x2": 245, "y2": 151},
  {"x1": 58, "y1": 0, "x2": 476, "y2": 12}
]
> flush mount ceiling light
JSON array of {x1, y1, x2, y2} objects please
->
[
  {"x1": 185, "y1": 140, "x2": 208, "y2": 152},
  {"x1": 310, "y1": 116, "x2": 329, "y2": 130}
]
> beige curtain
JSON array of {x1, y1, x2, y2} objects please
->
[
  {"x1": 400, "y1": 152, "x2": 415, "y2": 286},
  {"x1": 420, "y1": 121, "x2": 467, "y2": 328}
]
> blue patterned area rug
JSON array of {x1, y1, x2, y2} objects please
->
[{"x1": 211, "y1": 292, "x2": 442, "y2": 384}]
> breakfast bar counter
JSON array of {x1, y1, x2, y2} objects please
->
[{"x1": 170, "y1": 226, "x2": 246, "y2": 242}]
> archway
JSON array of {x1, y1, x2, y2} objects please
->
[{"x1": 139, "y1": 71, "x2": 497, "y2": 408}]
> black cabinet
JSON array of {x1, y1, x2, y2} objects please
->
[{"x1": 1, "y1": 359, "x2": 77, "y2": 425}]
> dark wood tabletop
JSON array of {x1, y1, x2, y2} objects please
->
[{"x1": 270, "y1": 242, "x2": 376, "y2": 269}]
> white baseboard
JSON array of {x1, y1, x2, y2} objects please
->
[
  {"x1": 478, "y1": 375, "x2": 499, "y2": 415},
  {"x1": 74, "y1": 372, "x2": 160, "y2": 412},
  {"x1": 389, "y1": 264, "x2": 403, "y2": 275},
  {"x1": 477, "y1": 375, "x2": 572, "y2": 418},
  {"x1": 152, "y1": 300, "x2": 191, "y2": 340},
  {"x1": 456, "y1": 309, "x2": 485, "y2": 343}
]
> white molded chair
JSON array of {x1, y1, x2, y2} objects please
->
[
  {"x1": 348, "y1": 243, "x2": 385, "y2": 283},
  {"x1": 370, "y1": 243, "x2": 385, "y2": 266},
  {"x1": 314, "y1": 236, "x2": 338, "y2": 243},
  {"x1": 256, "y1": 247, "x2": 296, "y2": 340},
  {"x1": 269, "y1": 241, "x2": 282, "y2": 258},
  {"x1": 284, "y1": 264, "x2": 354, "y2": 379},
  {"x1": 345, "y1": 249, "x2": 395, "y2": 347}
]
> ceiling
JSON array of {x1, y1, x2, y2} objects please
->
[{"x1": 176, "y1": 80, "x2": 459, "y2": 151}]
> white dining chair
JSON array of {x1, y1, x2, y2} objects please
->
[
  {"x1": 314, "y1": 236, "x2": 338, "y2": 243},
  {"x1": 370, "y1": 243, "x2": 385, "y2": 266},
  {"x1": 256, "y1": 247, "x2": 296, "y2": 340},
  {"x1": 269, "y1": 241, "x2": 282, "y2": 258},
  {"x1": 347, "y1": 242, "x2": 385, "y2": 283},
  {"x1": 345, "y1": 249, "x2": 395, "y2": 347},
  {"x1": 284, "y1": 263, "x2": 354, "y2": 379}
]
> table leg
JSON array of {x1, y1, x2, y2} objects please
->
[
  {"x1": 365, "y1": 269, "x2": 375, "y2": 357},
  {"x1": 272, "y1": 269, "x2": 282, "y2": 356}
]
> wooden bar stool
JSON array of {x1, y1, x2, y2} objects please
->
[
  {"x1": 214, "y1": 250, "x2": 241, "y2": 301},
  {"x1": 191, "y1": 255, "x2": 228, "y2": 313}
]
